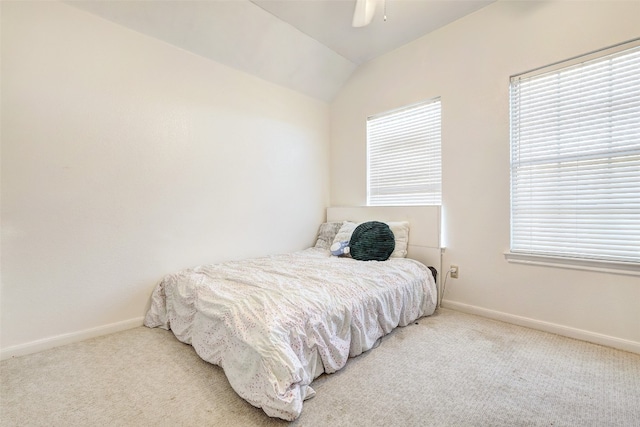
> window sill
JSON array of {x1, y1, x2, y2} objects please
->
[{"x1": 504, "y1": 252, "x2": 640, "y2": 277}]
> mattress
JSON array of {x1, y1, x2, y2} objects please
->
[{"x1": 144, "y1": 247, "x2": 437, "y2": 420}]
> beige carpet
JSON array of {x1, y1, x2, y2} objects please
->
[{"x1": 2, "y1": 308, "x2": 639, "y2": 426}]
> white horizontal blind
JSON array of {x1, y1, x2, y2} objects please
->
[
  {"x1": 367, "y1": 98, "x2": 441, "y2": 206},
  {"x1": 510, "y1": 42, "x2": 640, "y2": 263}
]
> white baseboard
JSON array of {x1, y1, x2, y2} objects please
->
[
  {"x1": 441, "y1": 300, "x2": 640, "y2": 355},
  {"x1": 0, "y1": 317, "x2": 145, "y2": 361}
]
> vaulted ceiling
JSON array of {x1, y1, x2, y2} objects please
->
[{"x1": 66, "y1": 0, "x2": 494, "y2": 102}]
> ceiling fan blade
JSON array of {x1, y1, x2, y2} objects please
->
[{"x1": 352, "y1": 0, "x2": 376, "y2": 27}]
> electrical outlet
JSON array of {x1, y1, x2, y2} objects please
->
[{"x1": 450, "y1": 265, "x2": 459, "y2": 279}]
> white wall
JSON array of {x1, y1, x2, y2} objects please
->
[
  {"x1": 1, "y1": 2, "x2": 329, "y2": 356},
  {"x1": 331, "y1": 1, "x2": 640, "y2": 352}
]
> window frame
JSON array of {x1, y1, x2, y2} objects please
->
[
  {"x1": 506, "y1": 39, "x2": 640, "y2": 276},
  {"x1": 366, "y1": 97, "x2": 442, "y2": 207}
]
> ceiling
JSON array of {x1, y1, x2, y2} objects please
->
[
  {"x1": 66, "y1": 0, "x2": 494, "y2": 101},
  {"x1": 252, "y1": 0, "x2": 493, "y2": 64}
]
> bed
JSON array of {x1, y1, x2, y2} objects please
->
[{"x1": 144, "y1": 206, "x2": 441, "y2": 420}]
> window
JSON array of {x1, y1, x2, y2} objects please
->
[
  {"x1": 367, "y1": 98, "x2": 441, "y2": 206},
  {"x1": 509, "y1": 40, "x2": 640, "y2": 269}
]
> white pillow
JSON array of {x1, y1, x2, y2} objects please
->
[
  {"x1": 332, "y1": 220, "x2": 410, "y2": 258},
  {"x1": 332, "y1": 221, "x2": 357, "y2": 246},
  {"x1": 386, "y1": 221, "x2": 410, "y2": 258}
]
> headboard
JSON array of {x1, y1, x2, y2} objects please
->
[{"x1": 326, "y1": 206, "x2": 442, "y2": 287}]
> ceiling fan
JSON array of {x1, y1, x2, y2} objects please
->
[{"x1": 352, "y1": 0, "x2": 382, "y2": 28}]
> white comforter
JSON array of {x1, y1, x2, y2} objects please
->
[{"x1": 144, "y1": 248, "x2": 437, "y2": 420}]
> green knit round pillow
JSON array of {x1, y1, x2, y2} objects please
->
[{"x1": 349, "y1": 221, "x2": 395, "y2": 261}]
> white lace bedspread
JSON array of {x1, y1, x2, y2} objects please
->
[{"x1": 144, "y1": 248, "x2": 437, "y2": 420}]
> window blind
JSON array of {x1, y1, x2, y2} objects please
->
[
  {"x1": 367, "y1": 98, "x2": 441, "y2": 206},
  {"x1": 509, "y1": 42, "x2": 640, "y2": 264}
]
